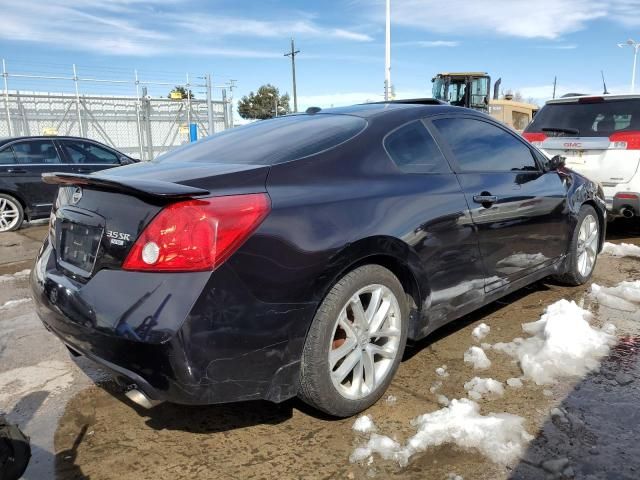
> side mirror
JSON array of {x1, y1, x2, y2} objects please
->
[
  {"x1": 546, "y1": 154, "x2": 565, "y2": 171},
  {"x1": 119, "y1": 156, "x2": 133, "y2": 165}
]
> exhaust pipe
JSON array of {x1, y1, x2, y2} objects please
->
[
  {"x1": 125, "y1": 387, "x2": 161, "y2": 409},
  {"x1": 621, "y1": 207, "x2": 635, "y2": 218}
]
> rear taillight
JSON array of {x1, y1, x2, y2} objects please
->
[
  {"x1": 522, "y1": 132, "x2": 547, "y2": 146},
  {"x1": 609, "y1": 131, "x2": 640, "y2": 150},
  {"x1": 122, "y1": 193, "x2": 270, "y2": 272},
  {"x1": 615, "y1": 193, "x2": 639, "y2": 200}
]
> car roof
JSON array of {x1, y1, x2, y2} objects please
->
[
  {"x1": 546, "y1": 93, "x2": 640, "y2": 104},
  {"x1": 307, "y1": 102, "x2": 466, "y2": 119},
  {"x1": 0, "y1": 135, "x2": 105, "y2": 146}
]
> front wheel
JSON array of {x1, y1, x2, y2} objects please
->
[
  {"x1": 298, "y1": 265, "x2": 408, "y2": 417},
  {"x1": 554, "y1": 204, "x2": 600, "y2": 286}
]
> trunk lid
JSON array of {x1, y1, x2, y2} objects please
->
[
  {"x1": 46, "y1": 161, "x2": 270, "y2": 280},
  {"x1": 525, "y1": 96, "x2": 640, "y2": 184},
  {"x1": 539, "y1": 136, "x2": 640, "y2": 184}
]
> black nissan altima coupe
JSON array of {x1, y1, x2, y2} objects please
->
[{"x1": 31, "y1": 102, "x2": 606, "y2": 417}]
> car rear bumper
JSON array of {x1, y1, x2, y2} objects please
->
[
  {"x1": 604, "y1": 191, "x2": 640, "y2": 217},
  {"x1": 30, "y1": 240, "x2": 315, "y2": 406}
]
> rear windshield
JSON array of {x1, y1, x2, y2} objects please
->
[
  {"x1": 526, "y1": 99, "x2": 640, "y2": 137},
  {"x1": 156, "y1": 114, "x2": 367, "y2": 165}
]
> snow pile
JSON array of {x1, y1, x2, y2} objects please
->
[
  {"x1": 591, "y1": 281, "x2": 640, "y2": 314},
  {"x1": 350, "y1": 399, "x2": 532, "y2": 466},
  {"x1": 386, "y1": 395, "x2": 397, "y2": 405},
  {"x1": 435, "y1": 365, "x2": 449, "y2": 377},
  {"x1": 464, "y1": 346, "x2": 491, "y2": 370},
  {"x1": 436, "y1": 394, "x2": 450, "y2": 406},
  {"x1": 0, "y1": 269, "x2": 30, "y2": 283},
  {"x1": 429, "y1": 381, "x2": 443, "y2": 394},
  {"x1": 353, "y1": 415, "x2": 376, "y2": 433},
  {"x1": 602, "y1": 242, "x2": 640, "y2": 258},
  {"x1": 506, "y1": 378, "x2": 523, "y2": 388},
  {"x1": 447, "y1": 474, "x2": 464, "y2": 480},
  {"x1": 472, "y1": 323, "x2": 490, "y2": 341},
  {"x1": 492, "y1": 300, "x2": 615, "y2": 384},
  {"x1": 0, "y1": 298, "x2": 30, "y2": 310},
  {"x1": 463, "y1": 377, "x2": 504, "y2": 400},
  {"x1": 350, "y1": 434, "x2": 401, "y2": 463}
]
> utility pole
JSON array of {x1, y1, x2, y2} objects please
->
[
  {"x1": 384, "y1": 0, "x2": 391, "y2": 101},
  {"x1": 284, "y1": 38, "x2": 300, "y2": 112},
  {"x1": 552, "y1": 76, "x2": 557, "y2": 99}
]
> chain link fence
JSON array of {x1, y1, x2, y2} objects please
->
[{"x1": 0, "y1": 60, "x2": 236, "y2": 160}]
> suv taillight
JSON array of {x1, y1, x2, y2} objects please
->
[
  {"x1": 522, "y1": 132, "x2": 547, "y2": 146},
  {"x1": 122, "y1": 193, "x2": 270, "y2": 272},
  {"x1": 609, "y1": 131, "x2": 640, "y2": 150}
]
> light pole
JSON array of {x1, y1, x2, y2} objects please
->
[
  {"x1": 384, "y1": 0, "x2": 391, "y2": 101},
  {"x1": 618, "y1": 38, "x2": 640, "y2": 93}
]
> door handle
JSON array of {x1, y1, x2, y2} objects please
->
[
  {"x1": 473, "y1": 194, "x2": 498, "y2": 205},
  {"x1": 76, "y1": 168, "x2": 92, "y2": 173},
  {"x1": 6, "y1": 168, "x2": 27, "y2": 174}
]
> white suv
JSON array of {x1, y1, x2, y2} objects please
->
[{"x1": 523, "y1": 94, "x2": 640, "y2": 219}]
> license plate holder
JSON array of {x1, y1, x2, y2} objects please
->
[{"x1": 57, "y1": 219, "x2": 103, "y2": 277}]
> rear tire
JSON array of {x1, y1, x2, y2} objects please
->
[
  {"x1": 0, "y1": 194, "x2": 24, "y2": 232},
  {"x1": 554, "y1": 204, "x2": 600, "y2": 286},
  {"x1": 298, "y1": 265, "x2": 408, "y2": 417}
]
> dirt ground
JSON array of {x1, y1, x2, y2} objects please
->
[{"x1": 1, "y1": 220, "x2": 639, "y2": 480}]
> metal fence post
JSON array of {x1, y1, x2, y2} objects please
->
[
  {"x1": 133, "y1": 70, "x2": 145, "y2": 160},
  {"x1": 186, "y1": 73, "x2": 191, "y2": 138},
  {"x1": 72, "y1": 64, "x2": 84, "y2": 137},
  {"x1": 2, "y1": 59, "x2": 12, "y2": 136},
  {"x1": 142, "y1": 87, "x2": 154, "y2": 160},
  {"x1": 206, "y1": 73, "x2": 214, "y2": 135},
  {"x1": 222, "y1": 88, "x2": 229, "y2": 130}
]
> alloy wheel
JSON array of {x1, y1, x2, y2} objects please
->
[
  {"x1": 329, "y1": 284, "x2": 402, "y2": 400},
  {"x1": 577, "y1": 214, "x2": 598, "y2": 277},
  {"x1": 0, "y1": 197, "x2": 20, "y2": 232}
]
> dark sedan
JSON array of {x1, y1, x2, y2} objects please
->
[
  {"x1": 0, "y1": 136, "x2": 136, "y2": 232},
  {"x1": 31, "y1": 103, "x2": 605, "y2": 417}
]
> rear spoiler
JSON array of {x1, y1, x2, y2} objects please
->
[{"x1": 42, "y1": 172, "x2": 209, "y2": 200}]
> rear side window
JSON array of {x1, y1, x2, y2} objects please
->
[
  {"x1": 60, "y1": 140, "x2": 119, "y2": 164},
  {"x1": 384, "y1": 121, "x2": 451, "y2": 174},
  {"x1": 12, "y1": 140, "x2": 62, "y2": 164},
  {"x1": 157, "y1": 114, "x2": 367, "y2": 165},
  {"x1": 0, "y1": 147, "x2": 15, "y2": 164},
  {"x1": 526, "y1": 99, "x2": 640, "y2": 137},
  {"x1": 433, "y1": 117, "x2": 537, "y2": 172}
]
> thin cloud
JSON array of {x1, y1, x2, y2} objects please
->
[
  {"x1": 360, "y1": 0, "x2": 637, "y2": 39},
  {"x1": 396, "y1": 40, "x2": 460, "y2": 47},
  {"x1": 0, "y1": 0, "x2": 372, "y2": 57},
  {"x1": 535, "y1": 44, "x2": 578, "y2": 50}
]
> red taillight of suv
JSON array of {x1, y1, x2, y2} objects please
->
[
  {"x1": 522, "y1": 132, "x2": 547, "y2": 146},
  {"x1": 123, "y1": 193, "x2": 271, "y2": 272},
  {"x1": 609, "y1": 131, "x2": 640, "y2": 150}
]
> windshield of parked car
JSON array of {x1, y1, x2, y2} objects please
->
[
  {"x1": 526, "y1": 98, "x2": 640, "y2": 137},
  {"x1": 156, "y1": 114, "x2": 367, "y2": 165}
]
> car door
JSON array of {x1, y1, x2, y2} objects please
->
[
  {"x1": 9, "y1": 139, "x2": 75, "y2": 218},
  {"x1": 383, "y1": 120, "x2": 486, "y2": 329},
  {"x1": 0, "y1": 146, "x2": 21, "y2": 200},
  {"x1": 57, "y1": 139, "x2": 124, "y2": 174},
  {"x1": 428, "y1": 115, "x2": 568, "y2": 291}
]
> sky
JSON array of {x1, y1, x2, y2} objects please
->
[{"x1": 1, "y1": 0, "x2": 640, "y2": 118}]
